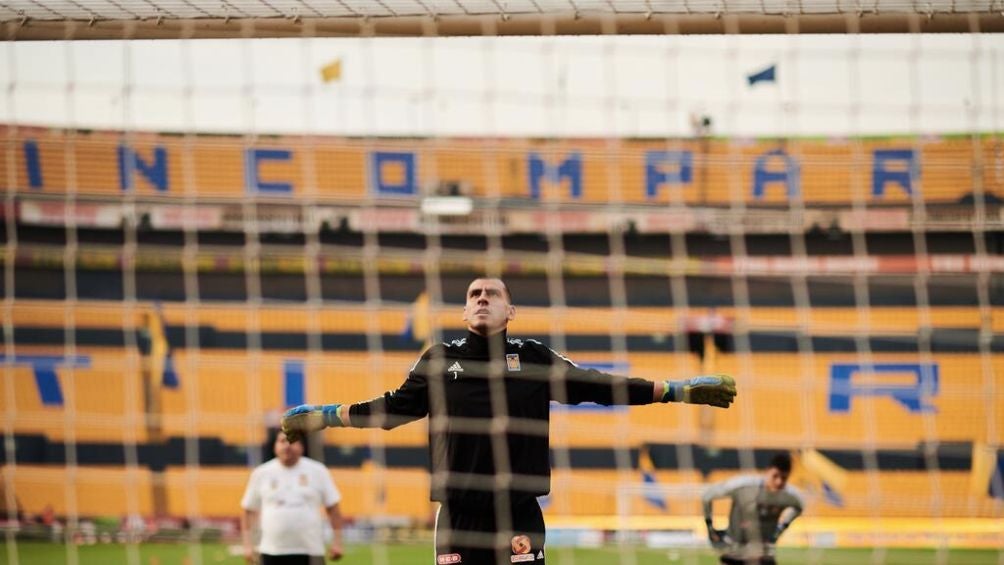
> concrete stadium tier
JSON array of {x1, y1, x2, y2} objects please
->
[
  {"x1": 4, "y1": 345, "x2": 1001, "y2": 447},
  {"x1": 9, "y1": 300, "x2": 1003, "y2": 335}
]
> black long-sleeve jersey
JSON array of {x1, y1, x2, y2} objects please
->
[{"x1": 348, "y1": 330, "x2": 657, "y2": 506}]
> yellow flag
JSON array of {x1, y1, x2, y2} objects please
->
[
  {"x1": 411, "y1": 291, "x2": 430, "y2": 347},
  {"x1": 801, "y1": 449, "x2": 848, "y2": 490},
  {"x1": 146, "y1": 308, "x2": 168, "y2": 383},
  {"x1": 969, "y1": 442, "x2": 997, "y2": 497},
  {"x1": 799, "y1": 449, "x2": 848, "y2": 506},
  {"x1": 320, "y1": 59, "x2": 342, "y2": 83},
  {"x1": 144, "y1": 305, "x2": 179, "y2": 388}
]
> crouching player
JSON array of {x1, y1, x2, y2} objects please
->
[{"x1": 701, "y1": 452, "x2": 804, "y2": 565}]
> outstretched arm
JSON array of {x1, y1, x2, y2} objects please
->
[
  {"x1": 282, "y1": 352, "x2": 432, "y2": 441},
  {"x1": 543, "y1": 343, "x2": 736, "y2": 409}
]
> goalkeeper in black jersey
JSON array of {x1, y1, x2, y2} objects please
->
[{"x1": 282, "y1": 277, "x2": 737, "y2": 565}]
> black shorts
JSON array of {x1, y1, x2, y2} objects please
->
[
  {"x1": 260, "y1": 555, "x2": 323, "y2": 565},
  {"x1": 434, "y1": 497, "x2": 546, "y2": 565},
  {"x1": 720, "y1": 556, "x2": 776, "y2": 565}
]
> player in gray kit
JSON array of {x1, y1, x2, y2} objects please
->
[{"x1": 701, "y1": 453, "x2": 804, "y2": 564}]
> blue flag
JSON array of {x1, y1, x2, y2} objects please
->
[
  {"x1": 639, "y1": 448, "x2": 667, "y2": 511},
  {"x1": 820, "y1": 481, "x2": 844, "y2": 507},
  {"x1": 991, "y1": 453, "x2": 1004, "y2": 499},
  {"x1": 747, "y1": 64, "x2": 777, "y2": 86},
  {"x1": 161, "y1": 352, "x2": 180, "y2": 389},
  {"x1": 401, "y1": 291, "x2": 430, "y2": 346},
  {"x1": 796, "y1": 449, "x2": 847, "y2": 508}
]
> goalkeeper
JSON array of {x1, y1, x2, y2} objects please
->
[
  {"x1": 283, "y1": 277, "x2": 737, "y2": 565},
  {"x1": 702, "y1": 452, "x2": 804, "y2": 565}
]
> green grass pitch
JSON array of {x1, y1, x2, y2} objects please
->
[{"x1": 0, "y1": 542, "x2": 999, "y2": 565}]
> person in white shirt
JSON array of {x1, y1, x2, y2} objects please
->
[{"x1": 241, "y1": 430, "x2": 343, "y2": 565}]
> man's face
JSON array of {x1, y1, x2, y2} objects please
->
[
  {"x1": 463, "y1": 278, "x2": 515, "y2": 336},
  {"x1": 274, "y1": 431, "x2": 304, "y2": 467},
  {"x1": 764, "y1": 466, "x2": 789, "y2": 492}
]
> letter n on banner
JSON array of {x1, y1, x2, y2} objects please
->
[{"x1": 119, "y1": 145, "x2": 170, "y2": 193}]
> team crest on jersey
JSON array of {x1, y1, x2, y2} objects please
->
[
  {"x1": 437, "y1": 553, "x2": 462, "y2": 564},
  {"x1": 759, "y1": 504, "x2": 781, "y2": 517},
  {"x1": 299, "y1": 473, "x2": 308, "y2": 486},
  {"x1": 506, "y1": 354, "x2": 521, "y2": 372}
]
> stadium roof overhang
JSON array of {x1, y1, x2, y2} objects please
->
[{"x1": 3, "y1": 1, "x2": 1003, "y2": 40}]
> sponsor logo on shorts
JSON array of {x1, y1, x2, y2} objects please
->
[
  {"x1": 511, "y1": 535, "x2": 532, "y2": 554},
  {"x1": 437, "y1": 553, "x2": 462, "y2": 564},
  {"x1": 511, "y1": 555, "x2": 535, "y2": 563}
]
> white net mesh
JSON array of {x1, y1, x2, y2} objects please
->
[{"x1": 2, "y1": 5, "x2": 1004, "y2": 565}]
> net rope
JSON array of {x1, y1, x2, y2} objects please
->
[{"x1": 1, "y1": 10, "x2": 1003, "y2": 565}]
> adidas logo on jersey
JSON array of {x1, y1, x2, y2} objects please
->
[{"x1": 448, "y1": 361, "x2": 464, "y2": 373}]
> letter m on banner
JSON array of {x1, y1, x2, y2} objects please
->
[
  {"x1": 829, "y1": 362, "x2": 939, "y2": 413},
  {"x1": 528, "y1": 152, "x2": 582, "y2": 199}
]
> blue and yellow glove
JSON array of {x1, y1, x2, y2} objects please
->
[
  {"x1": 281, "y1": 404, "x2": 343, "y2": 443},
  {"x1": 662, "y1": 374, "x2": 736, "y2": 408}
]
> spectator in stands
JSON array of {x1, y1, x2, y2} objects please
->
[{"x1": 241, "y1": 429, "x2": 343, "y2": 565}]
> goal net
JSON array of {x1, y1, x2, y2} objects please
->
[{"x1": 2, "y1": 2, "x2": 1003, "y2": 564}]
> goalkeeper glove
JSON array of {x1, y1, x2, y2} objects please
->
[
  {"x1": 769, "y1": 522, "x2": 789, "y2": 543},
  {"x1": 662, "y1": 374, "x2": 737, "y2": 408},
  {"x1": 706, "y1": 519, "x2": 730, "y2": 550},
  {"x1": 281, "y1": 404, "x2": 343, "y2": 443}
]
